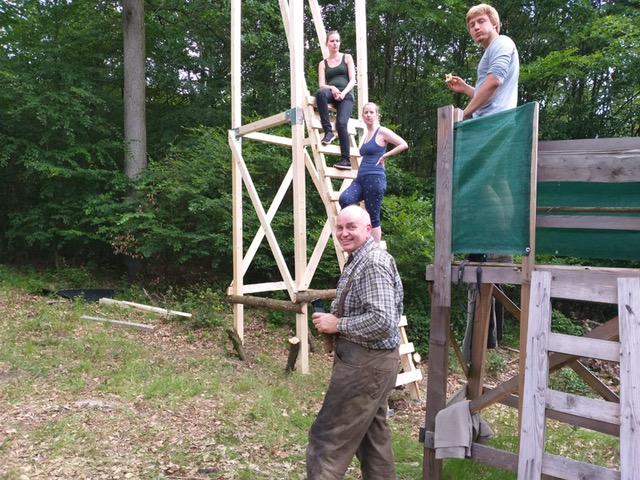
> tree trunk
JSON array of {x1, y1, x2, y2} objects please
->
[{"x1": 123, "y1": 0, "x2": 147, "y2": 178}]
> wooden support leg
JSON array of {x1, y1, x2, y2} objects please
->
[{"x1": 468, "y1": 283, "x2": 494, "y2": 399}]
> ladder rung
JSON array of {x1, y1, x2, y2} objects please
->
[
  {"x1": 399, "y1": 342, "x2": 415, "y2": 356},
  {"x1": 310, "y1": 117, "x2": 359, "y2": 136},
  {"x1": 318, "y1": 145, "x2": 361, "y2": 157},
  {"x1": 396, "y1": 369, "x2": 423, "y2": 386},
  {"x1": 324, "y1": 168, "x2": 357, "y2": 180}
]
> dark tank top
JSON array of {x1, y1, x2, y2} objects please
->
[{"x1": 325, "y1": 55, "x2": 349, "y2": 90}]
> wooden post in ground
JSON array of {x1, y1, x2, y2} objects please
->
[{"x1": 423, "y1": 105, "x2": 458, "y2": 480}]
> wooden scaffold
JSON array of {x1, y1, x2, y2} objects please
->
[
  {"x1": 226, "y1": 0, "x2": 422, "y2": 399},
  {"x1": 422, "y1": 103, "x2": 640, "y2": 479}
]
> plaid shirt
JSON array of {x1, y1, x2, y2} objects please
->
[{"x1": 332, "y1": 237, "x2": 404, "y2": 349}]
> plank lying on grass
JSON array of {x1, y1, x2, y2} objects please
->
[
  {"x1": 81, "y1": 315, "x2": 155, "y2": 332},
  {"x1": 98, "y1": 298, "x2": 192, "y2": 317}
]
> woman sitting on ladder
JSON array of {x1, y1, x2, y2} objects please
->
[{"x1": 316, "y1": 30, "x2": 356, "y2": 170}]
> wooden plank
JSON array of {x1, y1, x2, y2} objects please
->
[
  {"x1": 548, "y1": 333, "x2": 620, "y2": 362},
  {"x1": 449, "y1": 327, "x2": 470, "y2": 378},
  {"x1": 423, "y1": 105, "x2": 458, "y2": 480},
  {"x1": 468, "y1": 284, "x2": 494, "y2": 399},
  {"x1": 617, "y1": 277, "x2": 640, "y2": 480},
  {"x1": 317, "y1": 144, "x2": 361, "y2": 158},
  {"x1": 398, "y1": 342, "x2": 415, "y2": 356},
  {"x1": 98, "y1": 298, "x2": 191, "y2": 318},
  {"x1": 500, "y1": 392, "x2": 620, "y2": 437},
  {"x1": 243, "y1": 131, "x2": 293, "y2": 147},
  {"x1": 227, "y1": 281, "x2": 286, "y2": 295},
  {"x1": 322, "y1": 166, "x2": 357, "y2": 179},
  {"x1": 354, "y1": 0, "x2": 368, "y2": 112},
  {"x1": 493, "y1": 286, "x2": 521, "y2": 320},
  {"x1": 423, "y1": 431, "x2": 519, "y2": 473},
  {"x1": 518, "y1": 271, "x2": 552, "y2": 480},
  {"x1": 309, "y1": 116, "x2": 360, "y2": 135},
  {"x1": 81, "y1": 315, "x2": 155, "y2": 332},
  {"x1": 396, "y1": 368, "x2": 423, "y2": 386},
  {"x1": 545, "y1": 390, "x2": 620, "y2": 425},
  {"x1": 427, "y1": 264, "x2": 640, "y2": 304},
  {"x1": 568, "y1": 360, "x2": 620, "y2": 403},
  {"x1": 541, "y1": 451, "x2": 621, "y2": 480},
  {"x1": 536, "y1": 215, "x2": 640, "y2": 231},
  {"x1": 538, "y1": 136, "x2": 640, "y2": 183},
  {"x1": 236, "y1": 111, "x2": 290, "y2": 136},
  {"x1": 429, "y1": 263, "x2": 523, "y2": 285}
]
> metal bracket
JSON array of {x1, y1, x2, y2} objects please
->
[
  {"x1": 285, "y1": 107, "x2": 304, "y2": 125},
  {"x1": 232, "y1": 127, "x2": 242, "y2": 141}
]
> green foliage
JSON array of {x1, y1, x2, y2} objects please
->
[
  {"x1": 383, "y1": 193, "x2": 434, "y2": 355},
  {"x1": 87, "y1": 127, "x2": 234, "y2": 277},
  {"x1": 548, "y1": 368, "x2": 592, "y2": 397},
  {"x1": 550, "y1": 309, "x2": 584, "y2": 337}
]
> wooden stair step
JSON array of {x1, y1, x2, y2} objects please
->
[
  {"x1": 323, "y1": 167, "x2": 357, "y2": 179},
  {"x1": 318, "y1": 144, "x2": 361, "y2": 157}
]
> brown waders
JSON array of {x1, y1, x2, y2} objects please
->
[{"x1": 306, "y1": 336, "x2": 399, "y2": 479}]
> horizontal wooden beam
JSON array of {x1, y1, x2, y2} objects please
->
[
  {"x1": 236, "y1": 111, "x2": 291, "y2": 137},
  {"x1": 98, "y1": 298, "x2": 191, "y2": 317},
  {"x1": 423, "y1": 431, "x2": 620, "y2": 479},
  {"x1": 243, "y1": 131, "x2": 293, "y2": 147},
  {"x1": 294, "y1": 289, "x2": 336, "y2": 302},
  {"x1": 537, "y1": 215, "x2": 640, "y2": 231},
  {"x1": 426, "y1": 264, "x2": 640, "y2": 304},
  {"x1": 81, "y1": 315, "x2": 155, "y2": 332},
  {"x1": 538, "y1": 136, "x2": 640, "y2": 182},
  {"x1": 226, "y1": 294, "x2": 303, "y2": 314}
]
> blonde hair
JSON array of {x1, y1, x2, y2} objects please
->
[
  {"x1": 362, "y1": 102, "x2": 381, "y2": 118},
  {"x1": 466, "y1": 4, "x2": 500, "y2": 33}
]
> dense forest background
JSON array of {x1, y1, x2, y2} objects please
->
[{"x1": 1, "y1": 0, "x2": 639, "y2": 332}]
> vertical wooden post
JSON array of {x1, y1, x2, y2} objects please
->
[
  {"x1": 423, "y1": 105, "x2": 456, "y2": 480},
  {"x1": 617, "y1": 277, "x2": 640, "y2": 479},
  {"x1": 517, "y1": 271, "x2": 551, "y2": 480},
  {"x1": 467, "y1": 283, "x2": 494, "y2": 399},
  {"x1": 355, "y1": 0, "x2": 368, "y2": 113},
  {"x1": 517, "y1": 102, "x2": 540, "y2": 434},
  {"x1": 290, "y1": 0, "x2": 309, "y2": 374},
  {"x1": 230, "y1": 0, "x2": 244, "y2": 340}
]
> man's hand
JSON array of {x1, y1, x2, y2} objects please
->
[
  {"x1": 312, "y1": 312, "x2": 339, "y2": 334},
  {"x1": 446, "y1": 75, "x2": 472, "y2": 96}
]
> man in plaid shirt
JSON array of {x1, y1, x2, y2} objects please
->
[{"x1": 307, "y1": 205, "x2": 404, "y2": 480}]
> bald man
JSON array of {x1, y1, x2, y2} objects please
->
[{"x1": 307, "y1": 205, "x2": 404, "y2": 480}]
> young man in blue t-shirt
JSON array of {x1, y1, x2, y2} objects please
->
[{"x1": 446, "y1": 3, "x2": 519, "y2": 119}]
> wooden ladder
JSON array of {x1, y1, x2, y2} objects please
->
[
  {"x1": 302, "y1": 94, "x2": 362, "y2": 256},
  {"x1": 518, "y1": 271, "x2": 639, "y2": 479},
  {"x1": 302, "y1": 97, "x2": 423, "y2": 400}
]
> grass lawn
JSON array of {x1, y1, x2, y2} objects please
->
[{"x1": 0, "y1": 266, "x2": 620, "y2": 479}]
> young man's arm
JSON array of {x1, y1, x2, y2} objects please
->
[{"x1": 462, "y1": 73, "x2": 500, "y2": 119}]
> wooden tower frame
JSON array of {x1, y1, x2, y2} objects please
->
[{"x1": 227, "y1": 0, "x2": 370, "y2": 374}]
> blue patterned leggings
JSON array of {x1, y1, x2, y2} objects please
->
[{"x1": 339, "y1": 174, "x2": 387, "y2": 228}]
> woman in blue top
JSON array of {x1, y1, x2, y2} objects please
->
[
  {"x1": 316, "y1": 31, "x2": 356, "y2": 170},
  {"x1": 339, "y1": 102, "x2": 408, "y2": 243}
]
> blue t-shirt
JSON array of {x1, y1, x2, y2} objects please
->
[
  {"x1": 474, "y1": 35, "x2": 519, "y2": 117},
  {"x1": 357, "y1": 128, "x2": 387, "y2": 176}
]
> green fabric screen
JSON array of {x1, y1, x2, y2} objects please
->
[
  {"x1": 452, "y1": 103, "x2": 535, "y2": 255},
  {"x1": 536, "y1": 182, "x2": 640, "y2": 261}
]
